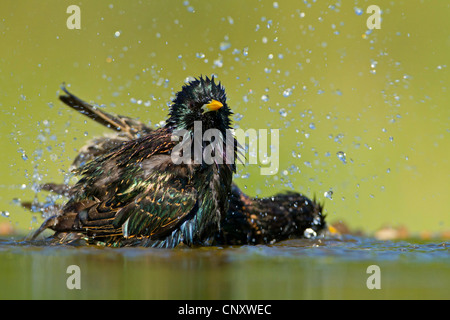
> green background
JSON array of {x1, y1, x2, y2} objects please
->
[{"x1": 0, "y1": 0, "x2": 449, "y2": 235}]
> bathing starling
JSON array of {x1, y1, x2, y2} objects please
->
[
  {"x1": 31, "y1": 76, "x2": 237, "y2": 248},
  {"x1": 28, "y1": 81, "x2": 327, "y2": 246}
]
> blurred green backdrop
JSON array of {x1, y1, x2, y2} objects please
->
[{"x1": 0, "y1": 0, "x2": 448, "y2": 235}]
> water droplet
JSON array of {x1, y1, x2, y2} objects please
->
[
  {"x1": 279, "y1": 108, "x2": 287, "y2": 117},
  {"x1": 312, "y1": 217, "x2": 321, "y2": 226},
  {"x1": 304, "y1": 228, "x2": 317, "y2": 239},
  {"x1": 232, "y1": 114, "x2": 244, "y2": 124},
  {"x1": 195, "y1": 52, "x2": 205, "y2": 59},
  {"x1": 309, "y1": 123, "x2": 316, "y2": 130},
  {"x1": 336, "y1": 151, "x2": 347, "y2": 164},
  {"x1": 261, "y1": 94, "x2": 269, "y2": 102},
  {"x1": 1, "y1": 211, "x2": 10, "y2": 218},
  {"x1": 282, "y1": 88, "x2": 292, "y2": 97},
  {"x1": 219, "y1": 41, "x2": 231, "y2": 51},
  {"x1": 114, "y1": 30, "x2": 121, "y2": 38},
  {"x1": 213, "y1": 56, "x2": 223, "y2": 68},
  {"x1": 291, "y1": 151, "x2": 301, "y2": 159},
  {"x1": 354, "y1": 7, "x2": 363, "y2": 15},
  {"x1": 324, "y1": 190, "x2": 333, "y2": 200}
]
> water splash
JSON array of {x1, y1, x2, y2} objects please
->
[
  {"x1": 282, "y1": 88, "x2": 292, "y2": 97},
  {"x1": 324, "y1": 190, "x2": 333, "y2": 200},
  {"x1": 279, "y1": 108, "x2": 287, "y2": 117},
  {"x1": 0, "y1": 211, "x2": 10, "y2": 218},
  {"x1": 354, "y1": 7, "x2": 363, "y2": 16},
  {"x1": 219, "y1": 42, "x2": 231, "y2": 51},
  {"x1": 336, "y1": 151, "x2": 347, "y2": 164},
  {"x1": 303, "y1": 228, "x2": 317, "y2": 239}
]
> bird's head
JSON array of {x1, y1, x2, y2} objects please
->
[{"x1": 165, "y1": 76, "x2": 232, "y2": 134}]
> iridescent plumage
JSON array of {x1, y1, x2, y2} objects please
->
[
  {"x1": 32, "y1": 77, "x2": 236, "y2": 248},
  {"x1": 28, "y1": 77, "x2": 327, "y2": 247}
]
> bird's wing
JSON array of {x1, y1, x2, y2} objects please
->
[
  {"x1": 112, "y1": 178, "x2": 197, "y2": 238},
  {"x1": 62, "y1": 129, "x2": 199, "y2": 240},
  {"x1": 70, "y1": 134, "x2": 130, "y2": 170},
  {"x1": 68, "y1": 170, "x2": 197, "y2": 240}
]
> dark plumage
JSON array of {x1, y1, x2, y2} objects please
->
[
  {"x1": 28, "y1": 79, "x2": 327, "y2": 247},
  {"x1": 31, "y1": 76, "x2": 237, "y2": 248},
  {"x1": 217, "y1": 185, "x2": 325, "y2": 245}
]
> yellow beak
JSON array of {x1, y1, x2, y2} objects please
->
[{"x1": 201, "y1": 99, "x2": 223, "y2": 113}]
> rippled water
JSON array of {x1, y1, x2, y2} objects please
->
[{"x1": 1, "y1": 236, "x2": 448, "y2": 299}]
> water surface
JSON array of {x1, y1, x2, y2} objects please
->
[{"x1": 1, "y1": 236, "x2": 448, "y2": 299}]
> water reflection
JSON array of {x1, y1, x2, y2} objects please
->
[{"x1": 0, "y1": 236, "x2": 448, "y2": 299}]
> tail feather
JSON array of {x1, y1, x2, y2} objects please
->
[{"x1": 59, "y1": 85, "x2": 137, "y2": 139}]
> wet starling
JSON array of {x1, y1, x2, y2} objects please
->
[
  {"x1": 217, "y1": 185, "x2": 325, "y2": 245},
  {"x1": 28, "y1": 79, "x2": 327, "y2": 247},
  {"x1": 31, "y1": 76, "x2": 237, "y2": 248}
]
